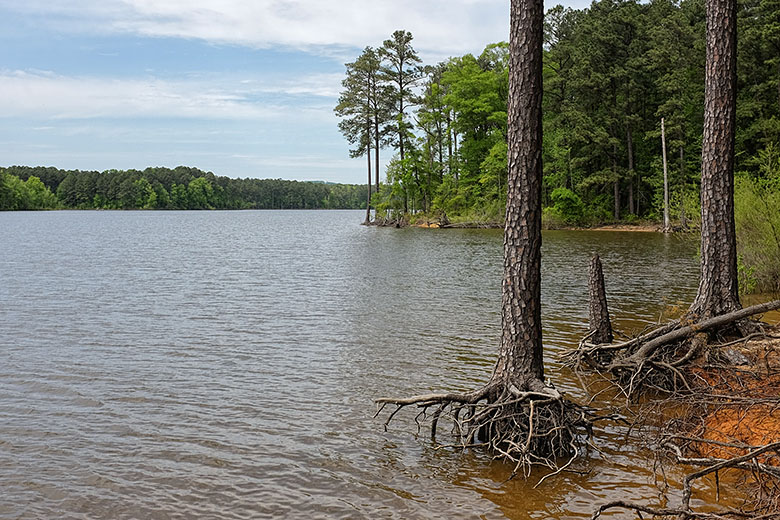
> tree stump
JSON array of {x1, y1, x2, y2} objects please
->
[{"x1": 588, "y1": 253, "x2": 614, "y2": 344}]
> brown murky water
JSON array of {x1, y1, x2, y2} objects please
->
[{"x1": 0, "y1": 210, "x2": 740, "y2": 519}]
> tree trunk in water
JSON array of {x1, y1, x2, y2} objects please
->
[
  {"x1": 626, "y1": 126, "x2": 635, "y2": 215},
  {"x1": 688, "y1": 0, "x2": 741, "y2": 320},
  {"x1": 588, "y1": 253, "x2": 613, "y2": 344},
  {"x1": 492, "y1": 0, "x2": 545, "y2": 391},
  {"x1": 661, "y1": 118, "x2": 670, "y2": 232}
]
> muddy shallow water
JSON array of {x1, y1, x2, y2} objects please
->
[{"x1": 0, "y1": 210, "x2": 739, "y2": 518}]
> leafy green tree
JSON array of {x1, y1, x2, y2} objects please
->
[
  {"x1": 187, "y1": 177, "x2": 214, "y2": 209},
  {"x1": 24, "y1": 176, "x2": 59, "y2": 209},
  {"x1": 0, "y1": 170, "x2": 13, "y2": 210},
  {"x1": 737, "y1": 0, "x2": 780, "y2": 164},
  {"x1": 0, "y1": 172, "x2": 58, "y2": 210}
]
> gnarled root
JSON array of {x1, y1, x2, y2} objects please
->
[
  {"x1": 563, "y1": 300, "x2": 780, "y2": 397},
  {"x1": 375, "y1": 379, "x2": 593, "y2": 481}
]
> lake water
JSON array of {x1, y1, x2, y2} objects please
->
[{"x1": 0, "y1": 210, "x2": 726, "y2": 519}]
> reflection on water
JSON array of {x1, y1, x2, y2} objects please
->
[{"x1": 0, "y1": 210, "x2": 729, "y2": 518}]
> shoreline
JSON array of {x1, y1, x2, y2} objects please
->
[{"x1": 398, "y1": 220, "x2": 668, "y2": 233}]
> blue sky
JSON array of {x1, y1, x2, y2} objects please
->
[{"x1": 0, "y1": 0, "x2": 591, "y2": 184}]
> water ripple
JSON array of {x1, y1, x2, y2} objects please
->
[{"x1": 0, "y1": 211, "x2": 710, "y2": 519}]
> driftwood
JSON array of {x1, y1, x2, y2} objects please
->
[
  {"x1": 611, "y1": 300, "x2": 780, "y2": 370},
  {"x1": 566, "y1": 300, "x2": 780, "y2": 383},
  {"x1": 439, "y1": 221, "x2": 501, "y2": 229}
]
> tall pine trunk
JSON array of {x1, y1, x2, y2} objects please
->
[
  {"x1": 688, "y1": 0, "x2": 741, "y2": 319},
  {"x1": 661, "y1": 118, "x2": 670, "y2": 232},
  {"x1": 399, "y1": 98, "x2": 405, "y2": 164},
  {"x1": 492, "y1": 0, "x2": 545, "y2": 391},
  {"x1": 374, "y1": 116, "x2": 380, "y2": 194},
  {"x1": 627, "y1": 125, "x2": 635, "y2": 215},
  {"x1": 447, "y1": 110, "x2": 453, "y2": 178},
  {"x1": 613, "y1": 144, "x2": 620, "y2": 221},
  {"x1": 679, "y1": 143, "x2": 687, "y2": 228},
  {"x1": 453, "y1": 131, "x2": 459, "y2": 184},
  {"x1": 365, "y1": 140, "x2": 372, "y2": 224}
]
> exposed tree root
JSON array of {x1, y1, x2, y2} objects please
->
[
  {"x1": 374, "y1": 379, "x2": 595, "y2": 481},
  {"x1": 590, "y1": 333, "x2": 780, "y2": 519},
  {"x1": 563, "y1": 300, "x2": 780, "y2": 398}
]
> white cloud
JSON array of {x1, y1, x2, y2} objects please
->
[
  {"x1": 1, "y1": 0, "x2": 513, "y2": 59},
  {"x1": 241, "y1": 73, "x2": 343, "y2": 98},
  {"x1": 0, "y1": 70, "x2": 341, "y2": 120}
]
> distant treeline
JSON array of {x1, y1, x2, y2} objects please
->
[{"x1": 0, "y1": 165, "x2": 367, "y2": 210}]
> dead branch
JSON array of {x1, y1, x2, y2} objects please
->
[
  {"x1": 592, "y1": 439, "x2": 780, "y2": 520},
  {"x1": 566, "y1": 301, "x2": 780, "y2": 373},
  {"x1": 591, "y1": 500, "x2": 692, "y2": 519},
  {"x1": 613, "y1": 300, "x2": 780, "y2": 371},
  {"x1": 677, "y1": 442, "x2": 780, "y2": 510}
]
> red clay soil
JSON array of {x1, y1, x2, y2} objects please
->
[{"x1": 687, "y1": 326, "x2": 780, "y2": 462}]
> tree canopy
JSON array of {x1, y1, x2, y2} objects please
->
[
  {"x1": 0, "y1": 165, "x2": 367, "y2": 211},
  {"x1": 338, "y1": 0, "x2": 779, "y2": 228}
]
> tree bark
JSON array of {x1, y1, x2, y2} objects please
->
[
  {"x1": 374, "y1": 115, "x2": 380, "y2": 194},
  {"x1": 613, "y1": 143, "x2": 620, "y2": 221},
  {"x1": 447, "y1": 109, "x2": 453, "y2": 178},
  {"x1": 493, "y1": 0, "x2": 545, "y2": 389},
  {"x1": 453, "y1": 130, "x2": 459, "y2": 184},
  {"x1": 679, "y1": 143, "x2": 687, "y2": 228},
  {"x1": 688, "y1": 0, "x2": 741, "y2": 320},
  {"x1": 613, "y1": 181, "x2": 620, "y2": 222},
  {"x1": 365, "y1": 133, "x2": 372, "y2": 224},
  {"x1": 627, "y1": 125, "x2": 635, "y2": 215},
  {"x1": 661, "y1": 118, "x2": 670, "y2": 232},
  {"x1": 588, "y1": 253, "x2": 613, "y2": 344}
]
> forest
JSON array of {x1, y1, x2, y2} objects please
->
[
  {"x1": 335, "y1": 0, "x2": 779, "y2": 230},
  {"x1": 0, "y1": 165, "x2": 367, "y2": 211},
  {"x1": 375, "y1": 1, "x2": 780, "y2": 518}
]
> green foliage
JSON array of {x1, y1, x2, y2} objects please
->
[
  {"x1": 3, "y1": 165, "x2": 367, "y2": 211},
  {"x1": 338, "y1": 6, "x2": 775, "y2": 228},
  {"x1": 0, "y1": 171, "x2": 60, "y2": 210},
  {"x1": 542, "y1": 207, "x2": 567, "y2": 230},
  {"x1": 737, "y1": 254, "x2": 758, "y2": 296},
  {"x1": 186, "y1": 177, "x2": 215, "y2": 209},
  {"x1": 734, "y1": 145, "x2": 780, "y2": 295},
  {"x1": 669, "y1": 185, "x2": 701, "y2": 230},
  {"x1": 549, "y1": 187, "x2": 585, "y2": 225}
]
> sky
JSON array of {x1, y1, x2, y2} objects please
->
[{"x1": 0, "y1": 0, "x2": 591, "y2": 184}]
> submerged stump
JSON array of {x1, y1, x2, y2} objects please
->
[{"x1": 588, "y1": 253, "x2": 613, "y2": 345}]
